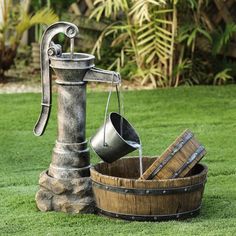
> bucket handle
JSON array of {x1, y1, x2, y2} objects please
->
[{"x1": 103, "y1": 73, "x2": 122, "y2": 146}]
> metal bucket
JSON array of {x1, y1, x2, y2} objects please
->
[{"x1": 90, "y1": 112, "x2": 140, "y2": 163}]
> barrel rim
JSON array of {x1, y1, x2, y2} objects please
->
[{"x1": 90, "y1": 156, "x2": 208, "y2": 183}]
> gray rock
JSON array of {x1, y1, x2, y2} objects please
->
[
  {"x1": 36, "y1": 170, "x2": 95, "y2": 213},
  {"x1": 71, "y1": 177, "x2": 92, "y2": 197},
  {"x1": 35, "y1": 187, "x2": 53, "y2": 212},
  {"x1": 39, "y1": 171, "x2": 70, "y2": 194}
]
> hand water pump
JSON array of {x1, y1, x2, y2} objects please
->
[{"x1": 34, "y1": 22, "x2": 120, "y2": 180}]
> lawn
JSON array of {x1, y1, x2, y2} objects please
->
[{"x1": 0, "y1": 86, "x2": 236, "y2": 236}]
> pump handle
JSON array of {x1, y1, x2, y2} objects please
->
[{"x1": 33, "y1": 22, "x2": 78, "y2": 136}]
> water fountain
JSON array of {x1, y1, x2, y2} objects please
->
[
  {"x1": 34, "y1": 21, "x2": 208, "y2": 220},
  {"x1": 34, "y1": 22, "x2": 121, "y2": 213}
]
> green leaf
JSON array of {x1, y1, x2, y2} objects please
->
[
  {"x1": 137, "y1": 34, "x2": 156, "y2": 46},
  {"x1": 155, "y1": 31, "x2": 172, "y2": 42},
  {"x1": 137, "y1": 28, "x2": 155, "y2": 40},
  {"x1": 197, "y1": 27, "x2": 212, "y2": 42},
  {"x1": 187, "y1": 28, "x2": 197, "y2": 47},
  {"x1": 154, "y1": 9, "x2": 174, "y2": 14},
  {"x1": 155, "y1": 18, "x2": 173, "y2": 25}
]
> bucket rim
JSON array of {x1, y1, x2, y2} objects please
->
[{"x1": 108, "y1": 112, "x2": 141, "y2": 147}]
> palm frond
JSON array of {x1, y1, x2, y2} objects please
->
[
  {"x1": 91, "y1": 0, "x2": 176, "y2": 87},
  {"x1": 111, "y1": 32, "x2": 129, "y2": 47},
  {"x1": 90, "y1": 0, "x2": 129, "y2": 21},
  {"x1": 130, "y1": 0, "x2": 167, "y2": 25},
  {"x1": 138, "y1": 65, "x2": 166, "y2": 87},
  {"x1": 136, "y1": 15, "x2": 173, "y2": 62},
  {"x1": 29, "y1": 8, "x2": 58, "y2": 26},
  {"x1": 91, "y1": 22, "x2": 119, "y2": 59},
  {"x1": 213, "y1": 68, "x2": 233, "y2": 85},
  {"x1": 15, "y1": 8, "x2": 58, "y2": 43}
]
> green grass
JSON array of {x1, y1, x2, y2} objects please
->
[{"x1": 0, "y1": 86, "x2": 236, "y2": 236}]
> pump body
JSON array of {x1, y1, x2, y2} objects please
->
[{"x1": 34, "y1": 22, "x2": 120, "y2": 179}]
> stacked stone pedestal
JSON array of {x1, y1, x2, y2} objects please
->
[
  {"x1": 35, "y1": 140, "x2": 95, "y2": 214},
  {"x1": 36, "y1": 171, "x2": 95, "y2": 213}
]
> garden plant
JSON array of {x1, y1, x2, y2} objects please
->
[
  {"x1": 91, "y1": 0, "x2": 236, "y2": 87},
  {"x1": 0, "y1": 0, "x2": 58, "y2": 78}
]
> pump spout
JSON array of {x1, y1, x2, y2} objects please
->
[{"x1": 83, "y1": 67, "x2": 121, "y2": 84}]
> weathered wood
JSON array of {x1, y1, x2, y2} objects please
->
[
  {"x1": 197, "y1": 37, "x2": 236, "y2": 58},
  {"x1": 64, "y1": 14, "x2": 107, "y2": 32},
  {"x1": 90, "y1": 157, "x2": 207, "y2": 221},
  {"x1": 84, "y1": 0, "x2": 94, "y2": 16},
  {"x1": 69, "y1": 3, "x2": 82, "y2": 16},
  {"x1": 214, "y1": 0, "x2": 234, "y2": 23},
  {"x1": 197, "y1": 0, "x2": 236, "y2": 58},
  {"x1": 31, "y1": 42, "x2": 40, "y2": 70},
  {"x1": 139, "y1": 130, "x2": 206, "y2": 180},
  {"x1": 85, "y1": 0, "x2": 93, "y2": 10},
  {"x1": 69, "y1": 0, "x2": 94, "y2": 17},
  {"x1": 202, "y1": 12, "x2": 214, "y2": 32},
  {"x1": 20, "y1": 0, "x2": 31, "y2": 45}
]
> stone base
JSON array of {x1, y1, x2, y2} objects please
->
[{"x1": 35, "y1": 170, "x2": 95, "y2": 213}]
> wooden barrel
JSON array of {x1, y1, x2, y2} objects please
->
[{"x1": 90, "y1": 157, "x2": 208, "y2": 221}]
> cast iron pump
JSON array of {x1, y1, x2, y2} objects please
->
[{"x1": 34, "y1": 21, "x2": 120, "y2": 179}]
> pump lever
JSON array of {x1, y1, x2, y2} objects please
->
[{"x1": 33, "y1": 22, "x2": 78, "y2": 136}]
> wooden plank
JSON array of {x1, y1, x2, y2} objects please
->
[
  {"x1": 62, "y1": 13, "x2": 107, "y2": 31},
  {"x1": 84, "y1": 0, "x2": 94, "y2": 16},
  {"x1": 214, "y1": 0, "x2": 234, "y2": 23},
  {"x1": 85, "y1": 0, "x2": 94, "y2": 9},
  {"x1": 203, "y1": 1, "x2": 236, "y2": 53},
  {"x1": 202, "y1": 12, "x2": 215, "y2": 32},
  {"x1": 212, "y1": 0, "x2": 236, "y2": 26},
  {"x1": 69, "y1": 2, "x2": 82, "y2": 16},
  {"x1": 139, "y1": 130, "x2": 206, "y2": 180},
  {"x1": 225, "y1": 41, "x2": 236, "y2": 58},
  {"x1": 226, "y1": 0, "x2": 235, "y2": 8},
  {"x1": 197, "y1": 37, "x2": 236, "y2": 58}
]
